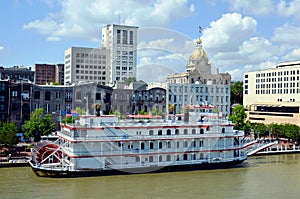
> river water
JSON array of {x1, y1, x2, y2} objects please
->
[{"x1": 0, "y1": 154, "x2": 300, "y2": 199}]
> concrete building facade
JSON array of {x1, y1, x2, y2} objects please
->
[
  {"x1": 243, "y1": 60, "x2": 300, "y2": 125},
  {"x1": 64, "y1": 47, "x2": 110, "y2": 85},
  {"x1": 102, "y1": 24, "x2": 138, "y2": 84}
]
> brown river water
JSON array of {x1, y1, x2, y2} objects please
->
[{"x1": 0, "y1": 154, "x2": 300, "y2": 199}]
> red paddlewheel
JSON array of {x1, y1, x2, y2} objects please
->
[{"x1": 36, "y1": 143, "x2": 62, "y2": 164}]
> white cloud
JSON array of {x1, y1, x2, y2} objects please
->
[
  {"x1": 202, "y1": 13, "x2": 257, "y2": 52},
  {"x1": 229, "y1": 0, "x2": 275, "y2": 16},
  {"x1": 0, "y1": 46, "x2": 4, "y2": 51},
  {"x1": 277, "y1": 0, "x2": 300, "y2": 18},
  {"x1": 23, "y1": 0, "x2": 194, "y2": 42},
  {"x1": 282, "y1": 48, "x2": 300, "y2": 61},
  {"x1": 272, "y1": 23, "x2": 300, "y2": 46}
]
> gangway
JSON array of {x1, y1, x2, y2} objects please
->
[{"x1": 247, "y1": 142, "x2": 277, "y2": 156}]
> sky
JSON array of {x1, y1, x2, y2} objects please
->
[{"x1": 1, "y1": 0, "x2": 300, "y2": 82}]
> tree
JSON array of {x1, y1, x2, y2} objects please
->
[
  {"x1": 0, "y1": 122, "x2": 18, "y2": 148},
  {"x1": 231, "y1": 81, "x2": 243, "y2": 105},
  {"x1": 228, "y1": 104, "x2": 247, "y2": 130},
  {"x1": 22, "y1": 108, "x2": 55, "y2": 141},
  {"x1": 124, "y1": 77, "x2": 137, "y2": 85},
  {"x1": 252, "y1": 123, "x2": 268, "y2": 139}
]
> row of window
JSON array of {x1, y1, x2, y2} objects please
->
[
  {"x1": 75, "y1": 53, "x2": 107, "y2": 59},
  {"x1": 254, "y1": 88, "x2": 300, "y2": 94},
  {"x1": 138, "y1": 139, "x2": 205, "y2": 150},
  {"x1": 169, "y1": 86, "x2": 229, "y2": 94},
  {"x1": 253, "y1": 70, "x2": 300, "y2": 78},
  {"x1": 134, "y1": 153, "x2": 207, "y2": 163}
]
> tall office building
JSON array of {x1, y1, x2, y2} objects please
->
[
  {"x1": 244, "y1": 60, "x2": 300, "y2": 125},
  {"x1": 64, "y1": 47, "x2": 110, "y2": 85},
  {"x1": 102, "y1": 24, "x2": 138, "y2": 84}
]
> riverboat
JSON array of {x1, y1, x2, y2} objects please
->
[{"x1": 29, "y1": 105, "x2": 247, "y2": 177}]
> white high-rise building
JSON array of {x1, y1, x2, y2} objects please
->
[
  {"x1": 64, "y1": 47, "x2": 110, "y2": 85},
  {"x1": 243, "y1": 60, "x2": 300, "y2": 125},
  {"x1": 102, "y1": 24, "x2": 138, "y2": 84}
]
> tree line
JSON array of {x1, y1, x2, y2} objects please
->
[{"x1": 229, "y1": 104, "x2": 300, "y2": 142}]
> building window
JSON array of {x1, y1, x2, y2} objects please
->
[{"x1": 45, "y1": 92, "x2": 51, "y2": 101}]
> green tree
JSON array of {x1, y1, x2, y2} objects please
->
[
  {"x1": 281, "y1": 124, "x2": 300, "y2": 142},
  {"x1": 75, "y1": 107, "x2": 85, "y2": 115},
  {"x1": 231, "y1": 81, "x2": 243, "y2": 105},
  {"x1": 0, "y1": 122, "x2": 18, "y2": 148},
  {"x1": 124, "y1": 77, "x2": 137, "y2": 85},
  {"x1": 252, "y1": 123, "x2": 268, "y2": 139},
  {"x1": 228, "y1": 104, "x2": 247, "y2": 130},
  {"x1": 22, "y1": 108, "x2": 55, "y2": 141},
  {"x1": 267, "y1": 123, "x2": 280, "y2": 139}
]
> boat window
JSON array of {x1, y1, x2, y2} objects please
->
[
  {"x1": 167, "y1": 129, "x2": 171, "y2": 135},
  {"x1": 177, "y1": 141, "x2": 180, "y2": 148},
  {"x1": 159, "y1": 155, "x2": 162, "y2": 162},
  {"x1": 206, "y1": 127, "x2": 210, "y2": 131},
  {"x1": 184, "y1": 129, "x2": 188, "y2": 134},
  {"x1": 222, "y1": 128, "x2": 225, "y2": 133},
  {"x1": 166, "y1": 155, "x2": 171, "y2": 161},
  {"x1": 150, "y1": 142, "x2": 153, "y2": 149},
  {"x1": 141, "y1": 142, "x2": 144, "y2": 150},
  {"x1": 149, "y1": 156, "x2": 153, "y2": 162},
  {"x1": 175, "y1": 129, "x2": 179, "y2": 135},
  {"x1": 192, "y1": 129, "x2": 196, "y2": 134},
  {"x1": 159, "y1": 142, "x2": 162, "y2": 149},
  {"x1": 149, "y1": 130, "x2": 153, "y2": 135},
  {"x1": 176, "y1": 155, "x2": 180, "y2": 161},
  {"x1": 183, "y1": 154, "x2": 188, "y2": 160},
  {"x1": 193, "y1": 154, "x2": 196, "y2": 160},
  {"x1": 184, "y1": 141, "x2": 188, "y2": 147},
  {"x1": 200, "y1": 140, "x2": 204, "y2": 147},
  {"x1": 158, "y1": 130, "x2": 162, "y2": 136},
  {"x1": 136, "y1": 156, "x2": 140, "y2": 162},
  {"x1": 199, "y1": 153, "x2": 204, "y2": 159},
  {"x1": 200, "y1": 128, "x2": 204, "y2": 134},
  {"x1": 192, "y1": 141, "x2": 196, "y2": 147},
  {"x1": 167, "y1": 142, "x2": 171, "y2": 148}
]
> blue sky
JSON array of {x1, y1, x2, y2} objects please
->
[{"x1": 1, "y1": 0, "x2": 300, "y2": 82}]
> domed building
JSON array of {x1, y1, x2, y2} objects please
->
[
  {"x1": 167, "y1": 39, "x2": 231, "y2": 85},
  {"x1": 167, "y1": 39, "x2": 231, "y2": 116}
]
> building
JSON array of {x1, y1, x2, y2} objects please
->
[
  {"x1": 243, "y1": 60, "x2": 300, "y2": 125},
  {"x1": 0, "y1": 66, "x2": 34, "y2": 82},
  {"x1": 0, "y1": 79, "x2": 9, "y2": 122},
  {"x1": 8, "y1": 80, "x2": 32, "y2": 130},
  {"x1": 55, "y1": 64, "x2": 64, "y2": 85},
  {"x1": 102, "y1": 24, "x2": 138, "y2": 84},
  {"x1": 73, "y1": 82, "x2": 113, "y2": 115},
  {"x1": 112, "y1": 82, "x2": 166, "y2": 116},
  {"x1": 167, "y1": 39, "x2": 231, "y2": 116},
  {"x1": 34, "y1": 64, "x2": 57, "y2": 85},
  {"x1": 64, "y1": 47, "x2": 110, "y2": 85}
]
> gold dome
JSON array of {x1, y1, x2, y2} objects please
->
[{"x1": 190, "y1": 46, "x2": 207, "y2": 60}]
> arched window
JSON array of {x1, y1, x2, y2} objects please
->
[
  {"x1": 222, "y1": 128, "x2": 225, "y2": 133},
  {"x1": 184, "y1": 129, "x2": 188, "y2": 134},
  {"x1": 184, "y1": 141, "x2": 188, "y2": 147},
  {"x1": 192, "y1": 141, "x2": 196, "y2": 147},
  {"x1": 158, "y1": 130, "x2": 162, "y2": 136},
  {"x1": 159, "y1": 142, "x2": 162, "y2": 149},
  {"x1": 150, "y1": 142, "x2": 153, "y2": 149},
  {"x1": 183, "y1": 154, "x2": 188, "y2": 160},
  {"x1": 141, "y1": 142, "x2": 144, "y2": 150},
  {"x1": 167, "y1": 129, "x2": 171, "y2": 135},
  {"x1": 199, "y1": 153, "x2": 204, "y2": 159},
  {"x1": 149, "y1": 130, "x2": 153, "y2": 135},
  {"x1": 159, "y1": 155, "x2": 162, "y2": 162},
  {"x1": 167, "y1": 142, "x2": 171, "y2": 148},
  {"x1": 193, "y1": 154, "x2": 196, "y2": 160},
  {"x1": 192, "y1": 129, "x2": 196, "y2": 134},
  {"x1": 206, "y1": 126, "x2": 210, "y2": 131},
  {"x1": 177, "y1": 141, "x2": 180, "y2": 148},
  {"x1": 175, "y1": 129, "x2": 179, "y2": 135},
  {"x1": 200, "y1": 128, "x2": 204, "y2": 134},
  {"x1": 176, "y1": 155, "x2": 180, "y2": 161},
  {"x1": 149, "y1": 156, "x2": 153, "y2": 162},
  {"x1": 166, "y1": 155, "x2": 171, "y2": 161}
]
